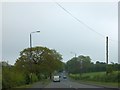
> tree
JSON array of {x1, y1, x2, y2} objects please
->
[
  {"x1": 66, "y1": 55, "x2": 92, "y2": 74},
  {"x1": 66, "y1": 57, "x2": 80, "y2": 74},
  {"x1": 77, "y1": 55, "x2": 91, "y2": 73},
  {"x1": 15, "y1": 46, "x2": 63, "y2": 80}
]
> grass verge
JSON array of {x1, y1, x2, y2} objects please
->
[
  {"x1": 77, "y1": 80, "x2": 119, "y2": 88},
  {"x1": 15, "y1": 79, "x2": 51, "y2": 88},
  {"x1": 69, "y1": 71, "x2": 120, "y2": 88},
  {"x1": 15, "y1": 84, "x2": 32, "y2": 88}
]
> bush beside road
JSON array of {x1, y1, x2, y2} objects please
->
[{"x1": 2, "y1": 46, "x2": 63, "y2": 89}]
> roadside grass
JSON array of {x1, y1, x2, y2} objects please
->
[
  {"x1": 15, "y1": 84, "x2": 32, "y2": 88},
  {"x1": 82, "y1": 71, "x2": 105, "y2": 76},
  {"x1": 77, "y1": 80, "x2": 119, "y2": 88},
  {"x1": 15, "y1": 79, "x2": 51, "y2": 88},
  {"x1": 40, "y1": 79, "x2": 51, "y2": 85},
  {"x1": 69, "y1": 71, "x2": 120, "y2": 88}
]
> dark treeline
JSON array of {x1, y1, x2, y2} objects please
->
[
  {"x1": 2, "y1": 46, "x2": 64, "y2": 89},
  {"x1": 65, "y1": 55, "x2": 120, "y2": 74}
]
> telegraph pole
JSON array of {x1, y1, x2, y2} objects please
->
[
  {"x1": 106, "y1": 36, "x2": 108, "y2": 64},
  {"x1": 106, "y1": 36, "x2": 108, "y2": 75}
]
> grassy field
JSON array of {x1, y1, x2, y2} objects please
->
[
  {"x1": 70, "y1": 71, "x2": 119, "y2": 76},
  {"x1": 82, "y1": 71, "x2": 106, "y2": 76},
  {"x1": 77, "y1": 80, "x2": 119, "y2": 88},
  {"x1": 69, "y1": 71, "x2": 120, "y2": 88}
]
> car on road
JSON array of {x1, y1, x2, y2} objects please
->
[
  {"x1": 59, "y1": 75, "x2": 61, "y2": 78},
  {"x1": 53, "y1": 76, "x2": 60, "y2": 82},
  {"x1": 63, "y1": 76, "x2": 67, "y2": 79}
]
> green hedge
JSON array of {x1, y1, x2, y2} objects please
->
[
  {"x1": 2, "y1": 68, "x2": 26, "y2": 89},
  {"x1": 2, "y1": 67, "x2": 39, "y2": 89}
]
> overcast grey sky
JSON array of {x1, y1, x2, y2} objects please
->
[{"x1": 2, "y1": 2, "x2": 118, "y2": 65}]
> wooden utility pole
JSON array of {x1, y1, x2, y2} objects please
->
[
  {"x1": 106, "y1": 36, "x2": 108, "y2": 64},
  {"x1": 106, "y1": 36, "x2": 108, "y2": 75}
]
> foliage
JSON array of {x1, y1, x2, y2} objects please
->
[
  {"x1": 66, "y1": 55, "x2": 92, "y2": 74},
  {"x1": 2, "y1": 66, "x2": 26, "y2": 89},
  {"x1": 106, "y1": 64, "x2": 113, "y2": 74},
  {"x1": 66, "y1": 55, "x2": 120, "y2": 74},
  {"x1": 69, "y1": 71, "x2": 120, "y2": 82},
  {"x1": 31, "y1": 73, "x2": 39, "y2": 82},
  {"x1": 15, "y1": 46, "x2": 63, "y2": 75},
  {"x1": 68, "y1": 59, "x2": 120, "y2": 83},
  {"x1": 2, "y1": 46, "x2": 63, "y2": 89}
]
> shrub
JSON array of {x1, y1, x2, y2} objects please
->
[
  {"x1": 31, "y1": 73, "x2": 38, "y2": 82},
  {"x1": 24, "y1": 74, "x2": 30, "y2": 84},
  {"x1": 2, "y1": 67, "x2": 26, "y2": 89},
  {"x1": 2, "y1": 67, "x2": 14, "y2": 89}
]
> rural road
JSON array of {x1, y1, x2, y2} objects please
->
[
  {"x1": 31, "y1": 77, "x2": 119, "y2": 90},
  {"x1": 31, "y1": 72, "x2": 119, "y2": 90},
  {"x1": 45, "y1": 76, "x2": 102, "y2": 88}
]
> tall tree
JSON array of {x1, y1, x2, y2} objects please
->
[
  {"x1": 66, "y1": 55, "x2": 92, "y2": 74},
  {"x1": 15, "y1": 46, "x2": 63, "y2": 79}
]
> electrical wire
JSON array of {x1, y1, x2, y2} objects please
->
[{"x1": 55, "y1": 2, "x2": 119, "y2": 43}]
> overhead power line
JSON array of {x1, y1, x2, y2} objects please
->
[
  {"x1": 55, "y1": 2, "x2": 105, "y2": 37},
  {"x1": 55, "y1": 2, "x2": 119, "y2": 43}
]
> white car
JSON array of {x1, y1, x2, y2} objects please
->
[{"x1": 53, "y1": 76, "x2": 60, "y2": 82}]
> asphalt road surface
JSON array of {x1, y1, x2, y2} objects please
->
[
  {"x1": 45, "y1": 71, "x2": 103, "y2": 89},
  {"x1": 45, "y1": 77, "x2": 102, "y2": 88},
  {"x1": 32, "y1": 72, "x2": 119, "y2": 89}
]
